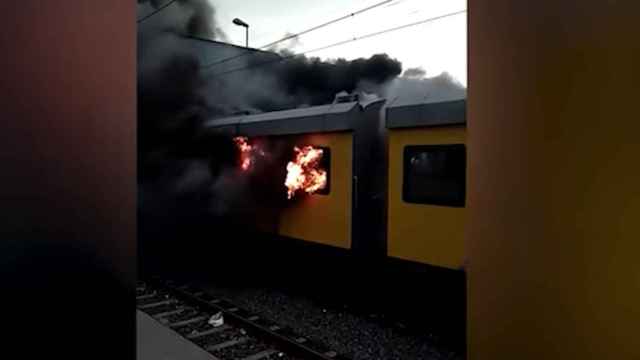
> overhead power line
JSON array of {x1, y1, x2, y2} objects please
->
[
  {"x1": 205, "y1": 9, "x2": 467, "y2": 78},
  {"x1": 137, "y1": 0, "x2": 178, "y2": 24},
  {"x1": 260, "y1": 0, "x2": 397, "y2": 49},
  {"x1": 200, "y1": 0, "x2": 396, "y2": 69}
]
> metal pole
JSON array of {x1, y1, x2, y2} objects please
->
[{"x1": 245, "y1": 27, "x2": 249, "y2": 48}]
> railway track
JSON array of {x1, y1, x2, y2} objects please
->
[{"x1": 137, "y1": 277, "x2": 349, "y2": 360}]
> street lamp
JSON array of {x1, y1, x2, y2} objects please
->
[{"x1": 232, "y1": 18, "x2": 249, "y2": 48}]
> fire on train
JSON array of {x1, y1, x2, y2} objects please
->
[
  {"x1": 205, "y1": 92, "x2": 466, "y2": 272},
  {"x1": 204, "y1": 92, "x2": 467, "y2": 341}
]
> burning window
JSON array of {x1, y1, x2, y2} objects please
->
[
  {"x1": 314, "y1": 147, "x2": 330, "y2": 196},
  {"x1": 233, "y1": 136, "x2": 253, "y2": 171},
  {"x1": 233, "y1": 136, "x2": 266, "y2": 172},
  {"x1": 403, "y1": 144, "x2": 466, "y2": 207},
  {"x1": 285, "y1": 146, "x2": 331, "y2": 199}
]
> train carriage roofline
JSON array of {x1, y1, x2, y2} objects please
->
[
  {"x1": 385, "y1": 97, "x2": 466, "y2": 129},
  {"x1": 204, "y1": 98, "x2": 386, "y2": 137}
]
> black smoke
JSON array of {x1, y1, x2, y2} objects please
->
[
  {"x1": 196, "y1": 48, "x2": 404, "y2": 118},
  {"x1": 138, "y1": 0, "x2": 225, "y2": 39},
  {"x1": 256, "y1": 52, "x2": 403, "y2": 109},
  {"x1": 137, "y1": 0, "x2": 403, "y2": 199},
  {"x1": 137, "y1": 0, "x2": 228, "y2": 272},
  {"x1": 137, "y1": 1, "x2": 465, "y2": 269}
]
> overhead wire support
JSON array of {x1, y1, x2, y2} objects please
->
[
  {"x1": 205, "y1": 9, "x2": 467, "y2": 78},
  {"x1": 200, "y1": 0, "x2": 396, "y2": 69}
]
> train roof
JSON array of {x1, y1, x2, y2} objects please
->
[
  {"x1": 385, "y1": 98, "x2": 466, "y2": 129},
  {"x1": 204, "y1": 99, "x2": 385, "y2": 137}
]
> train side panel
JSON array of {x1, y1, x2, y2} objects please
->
[
  {"x1": 387, "y1": 125, "x2": 466, "y2": 269},
  {"x1": 278, "y1": 132, "x2": 353, "y2": 249}
]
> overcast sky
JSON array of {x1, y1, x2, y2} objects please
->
[{"x1": 210, "y1": 0, "x2": 467, "y2": 86}]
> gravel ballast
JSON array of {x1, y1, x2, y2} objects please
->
[{"x1": 196, "y1": 284, "x2": 463, "y2": 360}]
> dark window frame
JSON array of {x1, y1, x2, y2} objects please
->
[
  {"x1": 402, "y1": 144, "x2": 466, "y2": 207},
  {"x1": 315, "y1": 146, "x2": 331, "y2": 195}
]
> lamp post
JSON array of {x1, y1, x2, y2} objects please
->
[{"x1": 232, "y1": 18, "x2": 249, "y2": 48}]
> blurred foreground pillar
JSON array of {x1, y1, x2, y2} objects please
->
[{"x1": 468, "y1": 1, "x2": 640, "y2": 359}]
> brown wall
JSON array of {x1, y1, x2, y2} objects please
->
[
  {"x1": 1, "y1": 0, "x2": 135, "y2": 285},
  {"x1": 468, "y1": 1, "x2": 640, "y2": 358},
  {"x1": 0, "y1": 2, "x2": 135, "y2": 359}
]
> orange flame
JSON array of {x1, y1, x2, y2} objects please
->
[
  {"x1": 285, "y1": 146, "x2": 327, "y2": 199},
  {"x1": 233, "y1": 136, "x2": 253, "y2": 171}
]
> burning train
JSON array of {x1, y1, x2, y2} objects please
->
[
  {"x1": 137, "y1": 1, "x2": 466, "y2": 343},
  {"x1": 199, "y1": 91, "x2": 468, "y2": 344},
  {"x1": 205, "y1": 92, "x2": 467, "y2": 272}
]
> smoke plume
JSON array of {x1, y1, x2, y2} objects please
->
[
  {"x1": 137, "y1": 0, "x2": 466, "y2": 244},
  {"x1": 385, "y1": 71, "x2": 467, "y2": 104},
  {"x1": 402, "y1": 67, "x2": 427, "y2": 78}
]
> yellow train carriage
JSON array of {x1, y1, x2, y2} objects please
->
[
  {"x1": 205, "y1": 97, "x2": 467, "y2": 344},
  {"x1": 205, "y1": 97, "x2": 386, "y2": 251},
  {"x1": 385, "y1": 99, "x2": 467, "y2": 270}
]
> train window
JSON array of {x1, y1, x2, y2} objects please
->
[
  {"x1": 316, "y1": 147, "x2": 331, "y2": 195},
  {"x1": 403, "y1": 144, "x2": 466, "y2": 206}
]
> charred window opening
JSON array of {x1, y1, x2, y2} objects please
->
[
  {"x1": 284, "y1": 145, "x2": 331, "y2": 199},
  {"x1": 316, "y1": 147, "x2": 331, "y2": 195},
  {"x1": 403, "y1": 144, "x2": 466, "y2": 207}
]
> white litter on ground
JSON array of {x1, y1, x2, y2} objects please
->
[{"x1": 208, "y1": 312, "x2": 224, "y2": 327}]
